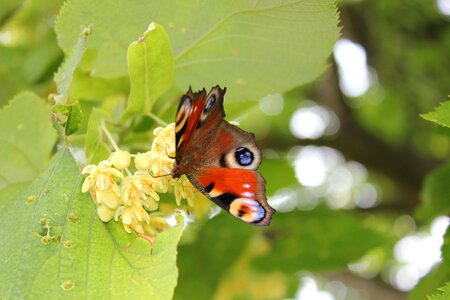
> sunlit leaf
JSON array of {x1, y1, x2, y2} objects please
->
[
  {"x1": 0, "y1": 149, "x2": 184, "y2": 299},
  {"x1": 54, "y1": 25, "x2": 92, "y2": 103},
  {"x1": 427, "y1": 283, "x2": 450, "y2": 300},
  {"x1": 69, "y1": 71, "x2": 129, "y2": 101},
  {"x1": 422, "y1": 101, "x2": 450, "y2": 128},
  {"x1": 0, "y1": 92, "x2": 56, "y2": 210},
  {"x1": 55, "y1": 0, "x2": 339, "y2": 100},
  {"x1": 410, "y1": 264, "x2": 450, "y2": 300},
  {"x1": 51, "y1": 101, "x2": 83, "y2": 136},
  {"x1": 122, "y1": 22, "x2": 174, "y2": 120}
]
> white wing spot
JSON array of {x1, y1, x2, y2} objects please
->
[{"x1": 242, "y1": 191, "x2": 255, "y2": 198}]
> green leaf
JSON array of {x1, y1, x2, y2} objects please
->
[
  {"x1": 122, "y1": 22, "x2": 174, "y2": 120},
  {"x1": 422, "y1": 100, "x2": 450, "y2": 128},
  {"x1": 175, "y1": 214, "x2": 255, "y2": 299},
  {"x1": 54, "y1": 25, "x2": 92, "y2": 103},
  {"x1": 253, "y1": 208, "x2": 386, "y2": 272},
  {"x1": 85, "y1": 108, "x2": 111, "y2": 164},
  {"x1": 69, "y1": 71, "x2": 129, "y2": 101},
  {"x1": 55, "y1": 0, "x2": 339, "y2": 100},
  {"x1": 51, "y1": 101, "x2": 84, "y2": 136},
  {"x1": 410, "y1": 264, "x2": 450, "y2": 300},
  {"x1": 0, "y1": 148, "x2": 185, "y2": 299},
  {"x1": 427, "y1": 283, "x2": 450, "y2": 300},
  {"x1": 0, "y1": 92, "x2": 56, "y2": 210},
  {"x1": 416, "y1": 161, "x2": 450, "y2": 221}
]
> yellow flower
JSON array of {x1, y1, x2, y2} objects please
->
[
  {"x1": 110, "y1": 150, "x2": 131, "y2": 170},
  {"x1": 133, "y1": 170, "x2": 161, "y2": 211},
  {"x1": 81, "y1": 160, "x2": 123, "y2": 203},
  {"x1": 97, "y1": 189, "x2": 121, "y2": 209},
  {"x1": 121, "y1": 175, "x2": 145, "y2": 205},
  {"x1": 134, "y1": 152, "x2": 152, "y2": 170},
  {"x1": 115, "y1": 205, "x2": 151, "y2": 234},
  {"x1": 122, "y1": 172, "x2": 160, "y2": 204},
  {"x1": 149, "y1": 124, "x2": 175, "y2": 176},
  {"x1": 172, "y1": 175, "x2": 197, "y2": 206},
  {"x1": 97, "y1": 204, "x2": 115, "y2": 222}
]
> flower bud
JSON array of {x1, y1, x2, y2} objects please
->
[
  {"x1": 110, "y1": 150, "x2": 131, "y2": 170},
  {"x1": 134, "y1": 152, "x2": 151, "y2": 170},
  {"x1": 99, "y1": 190, "x2": 121, "y2": 209},
  {"x1": 97, "y1": 205, "x2": 115, "y2": 222}
]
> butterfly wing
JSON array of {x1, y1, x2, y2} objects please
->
[
  {"x1": 188, "y1": 168, "x2": 274, "y2": 225},
  {"x1": 188, "y1": 120, "x2": 275, "y2": 225},
  {"x1": 175, "y1": 86, "x2": 225, "y2": 165}
]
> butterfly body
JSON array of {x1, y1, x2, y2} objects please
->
[{"x1": 172, "y1": 86, "x2": 275, "y2": 226}]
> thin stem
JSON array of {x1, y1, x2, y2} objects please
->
[
  {"x1": 148, "y1": 112, "x2": 168, "y2": 127},
  {"x1": 124, "y1": 168, "x2": 132, "y2": 177},
  {"x1": 101, "y1": 120, "x2": 132, "y2": 176},
  {"x1": 101, "y1": 121, "x2": 120, "y2": 151}
]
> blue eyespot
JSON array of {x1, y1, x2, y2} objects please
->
[
  {"x1": 204, "y1": 95, "x2": 216, "y2": 112},
  {"x1": 235, "y1": 147, "x2": 254, "y2": 166}
]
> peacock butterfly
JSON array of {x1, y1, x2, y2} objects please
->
[{"x1": 171, "y1": 86, "x2": 275, "y2": 225}]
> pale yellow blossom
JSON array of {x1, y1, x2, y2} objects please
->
[
  {"x1": 134, "y1": 152, "x2": 152, "y2": 170},
  {"x1": 97, "y1": 205, "x2": 115, "y2": 222},
  {"x1": 81, "y1": 160, "x2": 122, "y2": 204},
  {"x1": 110, "y1": 150, "x2": 131, "y2": 170},
  {"x1": 115, "y1": 205, "x2": 150, "y2": 234},
  {"x1": 149, "y1": 123, "x2": 176, "y2": 176}
]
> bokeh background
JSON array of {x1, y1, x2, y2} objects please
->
[{"x1": 1, "y1": 0, "x2": 449, "y2": 299}]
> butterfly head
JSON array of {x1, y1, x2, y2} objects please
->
[{"x1": 171, "y1": 164, "x2": 181, "y2": 179}]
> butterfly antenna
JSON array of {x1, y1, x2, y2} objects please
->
[
  {"x1": 150, "y1": 172, "x2": 172, "y2": 178},
  {"x1": 154, "y1": 143, "x2": 176, "y2": 159}
]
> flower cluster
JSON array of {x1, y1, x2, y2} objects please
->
[{"x1": 81, "y1": 123, "x2": 211, "y2": 236}]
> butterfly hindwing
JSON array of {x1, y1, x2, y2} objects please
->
[
  {"x1": 189, "y1": 168, "x2": 274, "y2": 225},
  {"x1": 212, "y1": 121, "x2": 262, "y2": 170}
]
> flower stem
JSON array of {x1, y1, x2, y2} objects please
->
[
  {"x1": 101, "y1": 121, "x2": 132, "y2": 176},
  {"x1": 101, "y1": 121, "x2": 120, "y2": 151},
  {"x1": 148, "y1": 112, "x2": 168, "y2": 127}
]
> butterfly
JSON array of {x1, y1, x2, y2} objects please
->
[{"x1": 171, "y1": 86, "x2": 275, "y2": 225}]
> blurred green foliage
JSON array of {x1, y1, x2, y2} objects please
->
[{"x1": 0, "y1": 0, "x2": 449, "y2": 299}]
